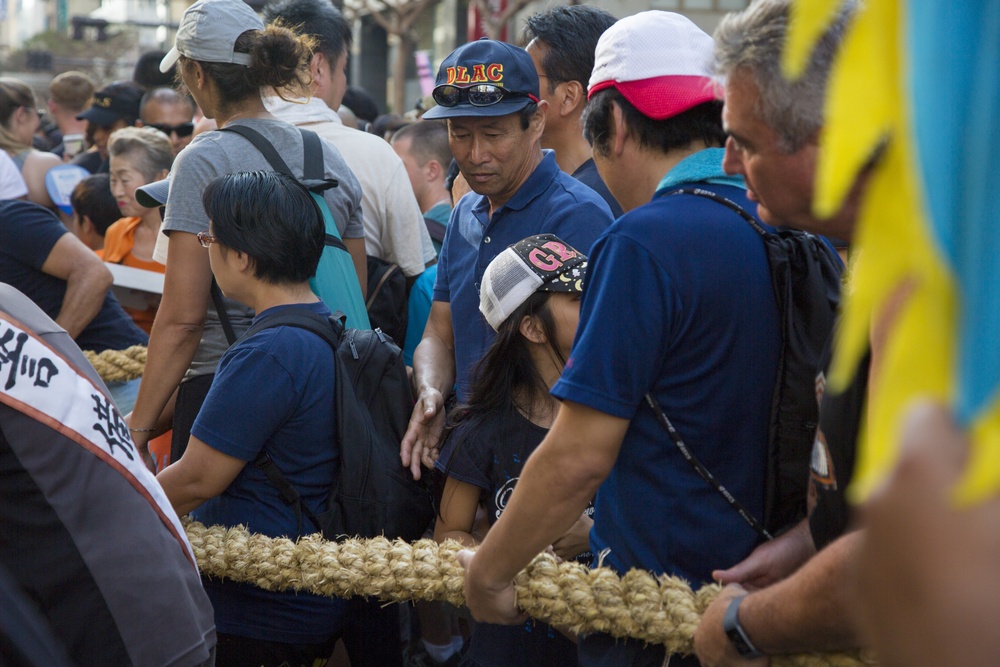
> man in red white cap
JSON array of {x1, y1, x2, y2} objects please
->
[{"x1": 459, "y1": 11, "x2": 785, "y2": 667}]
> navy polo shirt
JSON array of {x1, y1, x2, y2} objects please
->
[{"x1": 433, "y1": 150, "x2": 613, "y2": 401}]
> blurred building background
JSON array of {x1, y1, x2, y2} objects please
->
[{"x1": 0, "y1": 0, "x2": 748, "y2": 115}]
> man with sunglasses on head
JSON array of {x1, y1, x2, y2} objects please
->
[
  {"x1": 139, "y1": 87, "x2": 196, "y2": 156},
  {"x1": 400, "y1": 38, "x2": 614, "y2": 480}
]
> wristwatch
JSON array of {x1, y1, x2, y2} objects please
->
[{"x1": 723, "y1": 594, "x2": 765, "y2": 659}]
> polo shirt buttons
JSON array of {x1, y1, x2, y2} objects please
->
[{"x1": 484, "y1": 236, "x2": 491, "y2": 243}]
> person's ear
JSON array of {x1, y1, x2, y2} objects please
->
[
  {"x1": 530, "y1": 101, "x2": 547, "y2": 139},
  {"x1": 519, "y1": 313, "x2": 548, "y2": 345},
  {"x1": 309, "y1": 52, "x2": 326, "y2": 84},
  {"x1": 560, "y1": 80, "x2": 585, "y2": 118},
  {"x1": 611, "y1": 101, "x2": 628, "y2": 157},
  {"x1": 81, "y1": 215, "x2": 97, "y2": 235},
  {"x1": 425, "y1": 159, "x2": 442, "y2": 182},
  {"x1": 234, "y1": 250, "x2": 252, "y2": 274},
  {"x1": 191, "y1": 61, "x2": 207, "y2": 90}
]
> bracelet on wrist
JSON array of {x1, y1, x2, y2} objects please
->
[
  {"x1": 128, "y1": 426, "x2": 157, "y2": 433},
  {"x1": 723, "y1": 594, "x2": 765, "y2": 659}
]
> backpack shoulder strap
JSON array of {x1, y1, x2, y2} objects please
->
[
  {"x1": 241, "y1": 306, "x2": 343, "y2": 536},
  {"x1": 424, "y1": 216, "x2": 447, "y2": 245},
  {"x1": 217, "y1": 125, "x2": 295, "y2": 178},
  {"x1": 670, "y1": 186, "x2": 769, "y2": 238},
  {"x1": 300, "y1": 128, "x2": 324, "y2": 181},
  {"x1": 241, "y1": 307, "x2": 340, "y2": 347},
  {"x1": 218, "y1": 126, "x2": 347, "y2": 253}
]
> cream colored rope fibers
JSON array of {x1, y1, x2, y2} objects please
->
[
  {"x1": 184, "y1": 520, "x2": 875, "y2": 667},
  {"x1": 83, "y1": 349, "x2": 873, "y2": 666},
  {"x1": 85, "y1": 345, "x2": 147, "y2": 382}
]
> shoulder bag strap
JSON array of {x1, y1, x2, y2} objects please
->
[
  {"x1": 645, "y1": 393, "x2": 772, "y2": 541},
  {"x1": 649, "y1": 187, "x2": 774, "y2": 541}
]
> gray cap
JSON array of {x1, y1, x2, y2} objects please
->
[
  {"x1": 160, "y1": 0, "x2": 264, "y2": 73},
  {"x1": 136, "y1": 175, "x2": 171, "y2": 208}
]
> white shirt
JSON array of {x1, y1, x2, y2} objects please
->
[
  {"x1": 264, "y1": 94, "x2": 435, "y2": 277},
  {"x1": 0, "y1": 151, "x2": 29, "y2": 200}
]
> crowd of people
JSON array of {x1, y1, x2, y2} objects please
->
[{"x1": 0, "y1": 0, "x2": 990, "y2": 665}]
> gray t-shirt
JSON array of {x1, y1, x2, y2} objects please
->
[{"x1": 163, "y1": 117, "x2": 365, "y2": 378}]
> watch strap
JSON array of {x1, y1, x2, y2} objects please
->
[{"x1": 722, "y1": 594, "x2": 765, "y2": 659}]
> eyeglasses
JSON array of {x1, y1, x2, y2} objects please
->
[
  {"x1": 196, "y1": 231, "x2": 218, "y2": 248},
  {"x1": 147, "y1": 122, "x2": 195, "y2": 138},
  {"x1": 22, "y1": 105, "x2": 45, "y2": 117},
  {"x1": 432, "y1": 84, "x2": 538, "y2": 108}
]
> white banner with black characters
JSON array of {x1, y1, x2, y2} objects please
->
[{"x1": 0, "y1": 313, "x2": 196, "y2": 566}]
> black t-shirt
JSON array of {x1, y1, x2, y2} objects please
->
[
  {"x1": 437, "y1": 407, "x2": 591, "y2": 667},
  {"x1": 572, "y1": 158, "x2": 623, "y2": 219},
  {"x1": 0, "y1": 200, "x2": 148, "y2": 353},
  {"x1": 808, "y1": 349, "x2": 870, "y2": 550},
  {"x1": 70, "y1": 150, "x2": 107, "y2": 174}
]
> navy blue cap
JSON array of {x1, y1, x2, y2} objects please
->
[
  {"x1": 77, "y1": 81, "x2": 144, "y2": 126},
  {"x1": 423, "y1": 39, "x2": 540, "y2": 120}
]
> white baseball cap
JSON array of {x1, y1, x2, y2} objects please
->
[
  {"x1": 480, "y1": 234, "x2": 588, "y2": 332},
  {"x1": 160, "y1": 0, "x2": 265, "y2": 73},
  {"x1": 587, "y1": 11, "x2": 718, "y2": 120}
]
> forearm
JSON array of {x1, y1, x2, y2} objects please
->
[
  {"x1": 56, "y1": 265, "x2": 111, "y2": 338},
  {"x1": 130, "y1": 318, "x2": 203, "y2": 434},
  {"x1": 156, "y1": 462, "x2": 215, "y2": 516},
  {"x1": 412, "y1": 333, "x2": 455, "y2": 399},
  {"x1": 741, "y1": 531, "x2": 863, "y2": 653}
]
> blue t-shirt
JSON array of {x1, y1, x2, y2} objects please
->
[
  {"x1": 404, "y1": 265, "x2": 435, "y2": 366},
  {"x1": 551, "y1": 177, "x2": 782, "y2": 586},
  {"x1": 191, "y1": 301, "x2": 343, "y2": 644},
  {"x1": 433, "y1": 151, "x2": 613, "y2": 401},
  {"x1": 572, "y1": 157, "x2": 623, "y2": 219},
  {"x1": 0, "y1": 200, "x2": 148, "y2": 353}
]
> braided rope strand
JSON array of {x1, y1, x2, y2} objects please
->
[
  {"x1": 184, "y1": 521, "x2": 874, "y2": 667},
  {"x1": 84, "y1": 345, "x2": 147, "y2": 382}
]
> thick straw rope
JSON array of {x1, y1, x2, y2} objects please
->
[
  {"x1": 85, "y1": 345, "x2": 147, "y2": 382},
  {"x1": 87, "y1": 340, "x2": 873, "y2": 666},
  {"x1": 184, "y1": 520, "x2": 875, "y2": 667}
]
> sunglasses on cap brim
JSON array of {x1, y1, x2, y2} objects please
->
[{"x1": 432, "y1": 84, "x2": 538, "y2": 108}]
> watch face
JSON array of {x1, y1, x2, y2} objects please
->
[{"x1": 726, "y1": 628, "x2": 753, "y2": 655}]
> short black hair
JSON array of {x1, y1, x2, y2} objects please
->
[
  {"x1": 522, "y1": 5, "x2": 616, "y2": 91},
  {"x1": 582, "y1": 88, "x2": 725, "y2": 157},
  {"x1": 202, "y1": 171, "x2": 325, "y2": 285},
  {"x1": 342, "y1": 86, "x2": 379, "y2": 123},
  {"x1": 70, "y1": 174, "x2": 119, "y2": 235},
  {"x1": 133, "y1": 50, "x2": 175, "y2": 89},
  {"x1": 263, "y1": 0, "x2": 352, "y2": 63}
]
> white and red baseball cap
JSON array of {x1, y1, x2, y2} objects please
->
[{"x1": 587, "y1": 11, "x2": 718, "y2": 120}]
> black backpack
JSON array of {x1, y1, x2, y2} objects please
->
[
  {"x1": 365, "y1": 255, "x2": 408, "y2": 345},
  {"x1": 241, "y1": 308, "x2": 434, "y2": 541},
  {"x1": 647, "y1": 187, "x2": 842, "y2": 539}
]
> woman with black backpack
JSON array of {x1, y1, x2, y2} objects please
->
[{"x1": 158, "y1": 170, "x2": 344, "y2": 667}]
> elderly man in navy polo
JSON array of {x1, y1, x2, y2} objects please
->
[{"x1": 400, "y1": 38, "x2": 614, "y2": 479}]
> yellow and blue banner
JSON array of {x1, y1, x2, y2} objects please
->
[{"x1": 785, "y1": 1, "x2": 1000, "y2": 504}]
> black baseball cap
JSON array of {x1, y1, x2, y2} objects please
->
[
  {"x1": 422, "y1": 39, "x2": 540, "y2": 120},
  {"x1": 77, "y1": 81, "x2": 144, "y2": 126}
]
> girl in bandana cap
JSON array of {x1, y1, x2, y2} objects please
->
[{"x1": 434, "y1": 234, "x2": 592, "y2": 667}]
